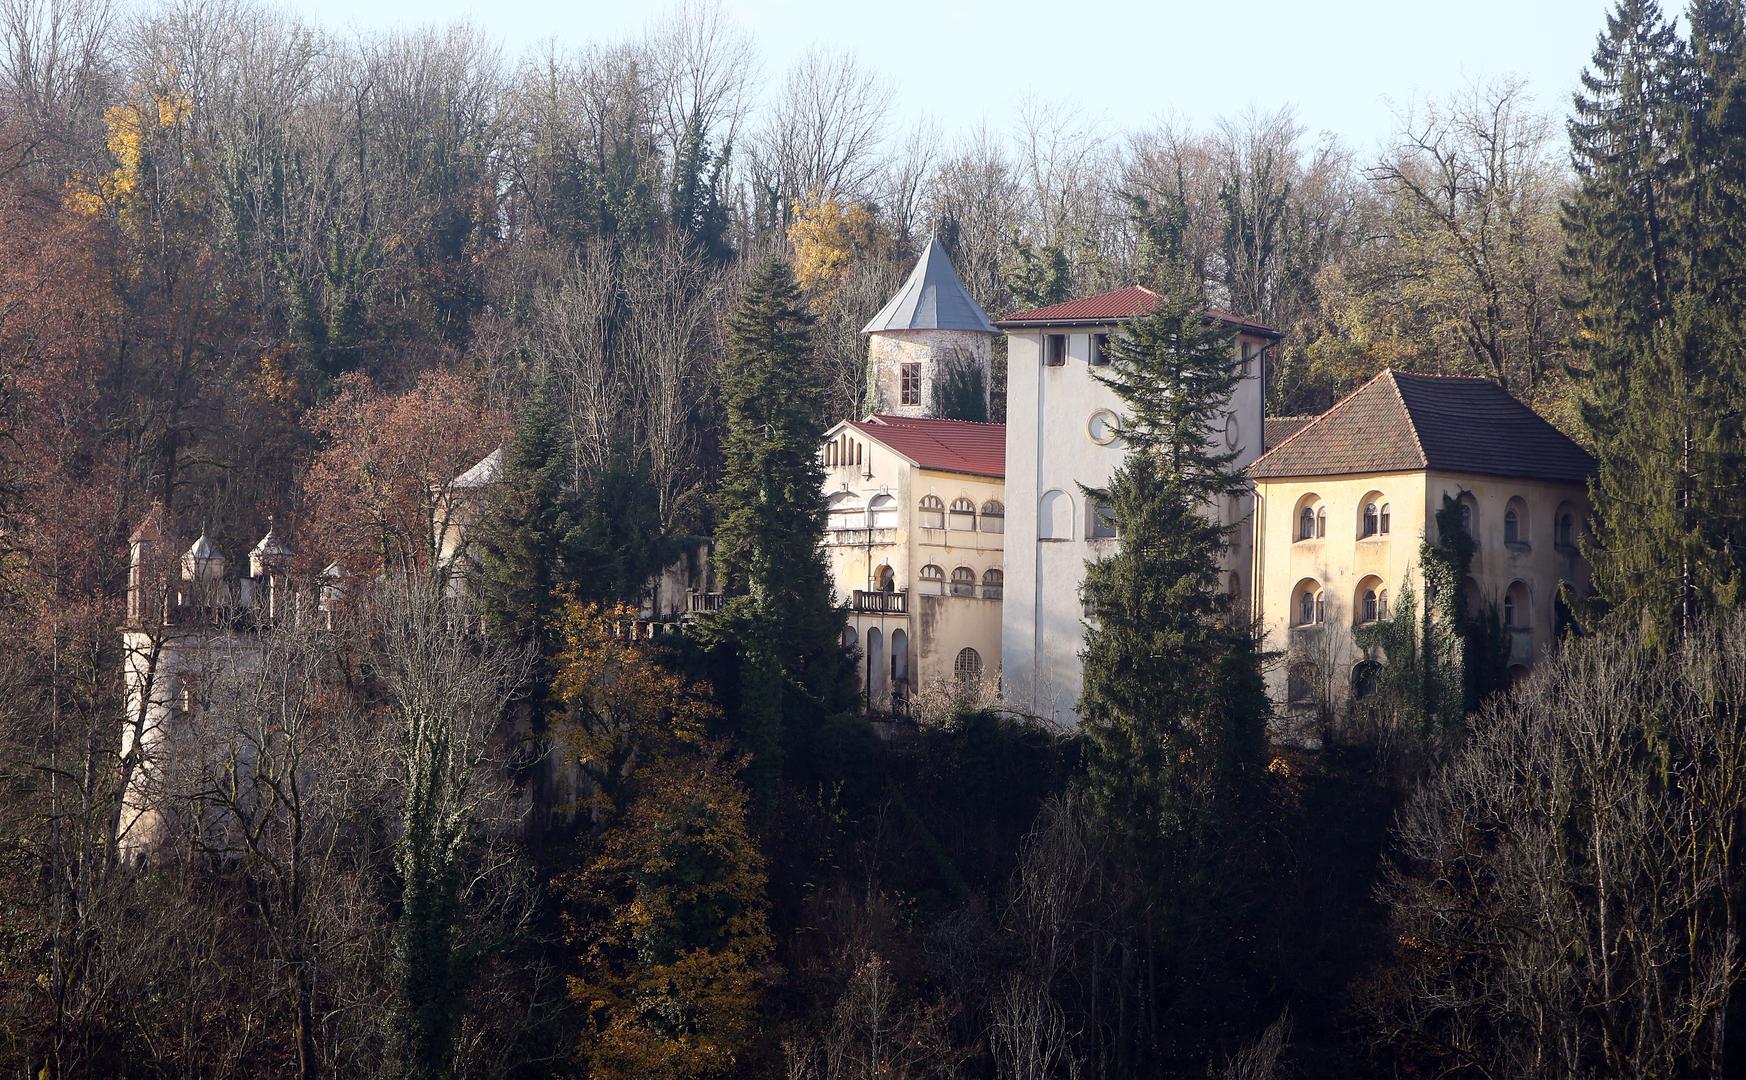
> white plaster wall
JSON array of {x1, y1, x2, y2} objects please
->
[{"x1": 1000, "y1": 326, "x2": 1268, "y2": 727}]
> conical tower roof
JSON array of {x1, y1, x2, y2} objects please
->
[{"x1": 862, "y1": 236, "x2": 998, "y2": 335}]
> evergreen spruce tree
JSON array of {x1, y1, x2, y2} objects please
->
[
  {"x1": 708, "y1": 257, "x2": 853, "y2": 798},
  {"x1": 1077, "y1": 283, "x2": 1269, "y2": 854},
  {"x1": 1569, "y1": 1, "x2": 1746, "y2": 639},
  {"x1": 475, "y1": 388, "x2": 575, "y2": 652}
]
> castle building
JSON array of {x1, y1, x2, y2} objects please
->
[
  {"x1": 120, "y1": 511, "x2": 299, "y2": 857},
  {"x1": 1246, "y1": 369, "x2": 1595, "y2": 720},
  {"x1": 823, "y1": 239, "x2": 1006, "y2": 711},
  {"x1": 997, "y1": 286, "x2": 1280, "y2": 726}
]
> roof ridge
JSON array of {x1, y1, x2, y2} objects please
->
[
  {"x1": 1382, "y1": 369, "x2": 1430, "y2": 469},
  {"x1": 1247, "y1": 368, "x2": 1396, "y2": 473}
]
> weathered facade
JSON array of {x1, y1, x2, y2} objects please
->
[{"x1": 1248, "y1": 369, "x2": 1594, "y2": 722}]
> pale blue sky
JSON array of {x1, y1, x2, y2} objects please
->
[{"x1": 287, "y1": 0, "x2": 1616, "y2": 155}]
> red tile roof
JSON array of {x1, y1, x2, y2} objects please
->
[
  {"x1": 847, "y1": 415, "x2": 1006, "y2": 479},
  {"x1": 1264, "y1": 415, "x2": 1317, "y2": 450},
  {"x1": 1247, "y1": 369, "x2": 1595, "y2": 483},
  {"x1": 1000, "y1": 285, "x2": 1281, "y2": 337}
]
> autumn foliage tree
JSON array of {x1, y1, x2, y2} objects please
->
[
  {"x1": 553, "y1": 602, "x2": 772, "y2": 1080},
  {"x1": 301, "y1": 370, "x2": 508, "y2": 577}
]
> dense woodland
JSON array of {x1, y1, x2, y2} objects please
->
[{"x1": 5, "y1": 0, "x2": 1746, "y2": 1075}]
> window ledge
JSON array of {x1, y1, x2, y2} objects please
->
[{"x1": 1505, "y1": 540, "x2": 1531, "y2": 554}]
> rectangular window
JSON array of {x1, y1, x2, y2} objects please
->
[
  {"x1": 1090, "y1": 333, "x2": 1110, "y2": 366},
  {"x1": 900, "y1": 362, "x2": 922, "y2": 405},
  {"x1": 1044, "y1": 334, "x2": 1067, "y2": 367}
]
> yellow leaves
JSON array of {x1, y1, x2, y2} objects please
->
[
  {"x1": 256, "y1": 349, "x2": 303, "y2": 405},
  {"x1": 788, "y1": 193, "x2": 890, "y2": 309},
  {"x1": 65, "y1": 77, "x2": 198, "y2": 228}
]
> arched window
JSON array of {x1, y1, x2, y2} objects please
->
[
  {"x1": 954, "y1": 647, "x2": 983, "y2": 690},
  {"x1": 840, "y1": 625, "x2": 856, "y2": 650},
  {"x1": 1505, "y1": 580, "x2": 1530, "y2": 630},
  {"x1": 1298, "y1": 505, "x2": 1316, "y2": 541},
  {"x1": 1293, "y1": 579, "x2": 1323, "y2": 627},
  {"x1": 1504, "y1": 497, "x2": 1529, "y2": 546},
  {"x1": 868, "y1": 494, "x2": 898, "y2": 529},
  {"x1": 1353, "y1": 660, "x2": 1382, "y2": 700},
  {"x1": 866, "y1": 627, "x2": 885, "y2": 697},
  {"x1": 1317, "y1": 507, "x2": 1327, "y2": 538},
  {"x1": 918, "y1": 564, "x2": 945, "y2": 592},
  {"x1": 1088, "y1": 500, "x2": 1117, "y2": 539},
  {"x1": 1356, "y1": 575, "x2": 1385, "y2": 625},
  {"x1": 949, "y1": 497, "x2": 977, "y2": 530},
  {"x1": 980, "y1": 500, "x2": 1005, "y2": 533},
  {"x1": 1362, "y1": 502, "x2": 1379, "y2": 538},
  {"x1": 1379, "y1": 589, "x2": 1390, "y2": 620},
  {"x1": 891, "y1": 629, "x2": 910, "y2": 689},
  {"x1": 824, "y1": 442, "x2": 837, "y2": 466},
  {"x1": 1554, "y1": 503, "x2": 1576, "y2": 548},
  {"x1": 919, "y1": 495, "x2": 945, "y2": 530},
  {"x1": 873, "y1": 564, "x2": 895, "y2": 592},
  {"x1": 1039, "y1": 490, "x2": 1073, "y2": 540},
  {"x1": 1380, "y1": 503, "x2": 1391, "y2": 534},
  {"x1": 950, "y1": 566, "x2": 976, "y2": 596},
  {"x1": 982, "y1": 568, "x2": 1004, "y2": 599}
]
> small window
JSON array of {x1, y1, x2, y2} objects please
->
[
  {"x1": 949, "y1": 498, "x2": 977, "y2": 531},
  {"x1": 1555, "y1": 512, "x2": 1574, "y2": 548},
  {"x1": 919, "y1": 495, "x2": 945, "y2": 530},
  {"x1": 1044, "y1": 334, "x2": 1067, "y2": 367},
  {"x1": 1287, "y1": 662, "x2": 1314, "y2": 704},
  {"x1": 900, "y1": 362, "x2": 922, "y2": 406},
  {"x1": 950, "y1": 566, "x2": 976, "y2": 596},
  {"x1": 1379, "y1": 589, "x2": 1390, "y2": 620},
  {"x1": 1088, "y1": 500, "x2": 1117, "y2": 539},
  {"x1": 1380, "y1": 503, "x2": 1391, "y2": 534},
  {"x1": 1361, "y1": 589, "x2": 1378, "y2": 624},
  {"x1": 1504, "y1": 508, "x2": 1520, "y2": 544},
  {"x1": 982, "y1": 567, "x2": 1004, "y2": 599},
  {"x1": 1298, "y1": 506, "x2": 1315, "y2": 541},
  {"x1": 1298, "y1": 591, "x2": 1314, "y2": 626},
  {"x1": 1241, "y1": 340, "x2": 1258, "y2": 376},
  {"x1": 1503, "y1": 593, "x2": 1517, "y2": 627},
  {"x1": 919, "y1": 564, "x2": 945, "y2": 591},
  {"x1": 954, "y1": 647, "x2": 983, "y2": 690},
  {"x1": 1353, "y1": 660, "x2": 1382, "y2": 700},
  {"x1": 1090, "y1": 332, "x2": 1110, "y2": 366},
  {"x1": 1362, "y1": 502, "x2": 1379, "y2": 538},
  {"x1": 1316, "y1": 507, "x2": 1326, "y2": 538},
  {"x1": 980, "y1": 500, "x2": 1005, "y2": 533}
]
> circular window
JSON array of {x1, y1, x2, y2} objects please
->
[
  {"x1": 1224, "y1": 413, "x2": 1239, "y2": 449},
  {"x1": 1087, "y1": 409, "x2": 1120, "y2": 445}
]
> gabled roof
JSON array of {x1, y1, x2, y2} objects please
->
[
  {"x1": 842, "y1": 414, "x2": 1006, "y2": 479},
  {"x1": 1264, "y1": 415, "x2": 1316, "y2": 450},
  {"x1": 862, "y1": 237, "x2": 998, "y2": 335},
  {"x1": 130, "y1": 502, "x2": 168, "y2": 544},
  {"x1": 451, "y1": 447, "x2": 504, "y2": 489},
  {"x1": 1000, "y1": 284, "x2": 1282, "y2": 338},
  {"x1": 1247, "y1": 369, "x2": 1596, "y2": 483}
]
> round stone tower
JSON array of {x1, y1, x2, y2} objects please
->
[{"x1": 863, "y1": 237, "x2": 999, "y2": 420}]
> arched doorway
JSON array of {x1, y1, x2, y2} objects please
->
[
  {"x1": 890, "y1": 629, "x2": 910, "y2": 709},
  {"x1": 866, "y1": 627, "x2": 887, "y2": 708}
]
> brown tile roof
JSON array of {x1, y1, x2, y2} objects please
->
[
  {"x1": 847, "y1": 415, "x2": 1006, "y2": 479},
  {"x1": 1247, "y1": 369, "x2": 1595, "y2": 483},
  {"x1": 1264, "y1": 415, "x2": 1316, "y2": 450},
  {"x1": 999, "y1": 285, "x2": 1282, "y2": 337}
]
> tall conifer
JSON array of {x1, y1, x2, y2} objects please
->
[
  {"x1": 1077, "y1": 284, "x2": 1268, "y2": 855},
  {"x1": 710, "y1": 256, "x2": 852, "y2": 796}
]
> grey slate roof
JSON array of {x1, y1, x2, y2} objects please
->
[
  {"x1": 452, "y1": 447, "x2": 504, "y2": 489},
  {"x1": 862, "y1": 237, "x2": 998, "y2": 335},
  {"x1": 1248, "y1": 369, "x2": 1595, "y2": 483}
]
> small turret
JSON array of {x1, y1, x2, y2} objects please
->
[
  {"x1": 862, "y1": 237, "x2": 999, "y2": 420},
  {"x1": 182, "y1": 532, "x2": 224, "y2": 583},
  {"x1": 248, "y1": 518, "x2": 292, "y2": 579},
  {"x1": 250, "y1": 519, "x2": 294, "y2": 619}
]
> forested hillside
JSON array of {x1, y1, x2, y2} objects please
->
[{"x1": 4, "y1": 0, "x2": 1746, "y2": 1076}]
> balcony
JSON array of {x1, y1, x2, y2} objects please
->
[
  {"x1": 850, "y1": 589, "x2": 908, "y2": 615},
  {"x1": 826, "y1": 527, "x2": 898, "y2": 547},
  {"x1": 687, "y1": 590, "x2": 724, "y2": 613}
]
